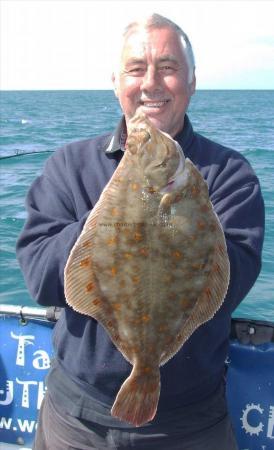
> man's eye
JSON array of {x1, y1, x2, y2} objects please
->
[
  {"x1": 159, "y1": 66, "x2": 175, "y2": 73},
  {"x1": 127, "y1": 67, "x2": 145, "y2": 75}
]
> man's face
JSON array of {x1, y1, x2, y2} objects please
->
[{"x1": 112, "y1": 26, "x2": 196, "y2": 137}]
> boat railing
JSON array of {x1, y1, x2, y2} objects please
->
[{"x1": 0, "y1": 305, "x2": 62, "y2": 323}]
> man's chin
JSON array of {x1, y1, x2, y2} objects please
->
[
  {"x1": 128, "y1": 108, "x2": 173, "y2": 135},
  {"x1": 134, "y1": 110, "x2": 164, "y2": 129},
  {"x1": 145, "y1": 116, "x2": 169, "y2": 134}
]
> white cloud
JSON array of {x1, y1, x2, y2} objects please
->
[{"x1": 1, "y1": 0, "x2": 274, "y2": 90}]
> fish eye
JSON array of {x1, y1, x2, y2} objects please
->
[
  {"x1": 144, "y1": 131, "x2": 151, "y2": 141},
  {"x1": 156, "y1": 160, "x2": 167, "y2": 168}
]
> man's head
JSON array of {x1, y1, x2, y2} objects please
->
[{"x1": 112, "y1": 14, "x2": 196, "y2": 137}]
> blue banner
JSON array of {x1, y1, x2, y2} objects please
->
[
  {"x1": 0, "y1": 315, "x2": 54, "y2": 446},
  {"x1": 227, "y1": 339, "x2": 274, "y2": 450}
]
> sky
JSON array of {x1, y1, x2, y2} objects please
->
[{"x1": 1, "y1": 0, "x2": 274, "y2": 90}]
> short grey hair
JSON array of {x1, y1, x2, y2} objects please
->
[{"x1": 121, "y1": 13, "x2": 195, "y2": 83}]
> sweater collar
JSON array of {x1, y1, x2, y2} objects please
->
[{"x1": 105, "y1": 114, "x2": 194, "y2": 154}]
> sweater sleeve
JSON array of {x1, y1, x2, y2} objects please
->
[
  {"x1": 208, "y1": 152, "x2": 265, "y2": 313},
  {"x1": 16, "y1": 152, "x2": 91, "y2": 307}
]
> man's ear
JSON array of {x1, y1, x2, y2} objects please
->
[{"x1": 112, "y1": 72, "x2": 119, "y2": 98}]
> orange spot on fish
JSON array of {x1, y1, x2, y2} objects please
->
[
  {"x1": 131, "y1": 183, "x2": 140, "y2": 191},
  {"x1": 86, "y1": 282, "x2": 94, "y2": 292},
  {"x1": 132, "y1": 275, "x2": 140, "y2": 284},
  {"x1": 143, "y1": 366, "x2": 152, "y2": 374},
  {"x1": 111, "y1": 267, "x2": 118, "y2": 276},
  {"x1": 107, "y1": 237, "x2": 118, "y2": 246},
  {"x1": 92, "y1": 298, "x2": 102, "y2": 306},
  {"x1": 111, "y1": 207, "x2": 119, "y2": 217},
  {"x1": 148, "y1": 186, "x2": 157, "y2": 194},
  {"x1": 122, "y1": 228, "x2": 131, "y2": 237},
  {"x1": 134, "y1": 232, "x2": 143, "y2": 242},
  {"x1": 113, "y1": 303, "x2": 121, "y2": 311},
  {"x1": 172, "y1": 250, "x2": 183, "y2": 260},
  {"x1": 80, "y1": 257, "x2": 90, "y2": 268},
  {"x1": 139, "y1": 247, "x2": 149, "y2": 257},
  {"x1": 124, "y1": 252, "x2": 133, "y2": 259},
  {"x1": 142, "y1": 314, "x2": 150, "y2": 323},
  {"x1": 197, "y1": 221, "x2": 206, "y2": 231},
  {"x1": 191, "y1": 185, "x2": 200, "y2": 196}
]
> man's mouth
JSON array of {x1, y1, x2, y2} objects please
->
[{"x1": 140, "y1": 100, "x2": 170, "y2": 108}]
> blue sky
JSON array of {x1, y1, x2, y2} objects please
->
[{"x1": 1, "y1": 0, "x2": 274, "y2": 90}]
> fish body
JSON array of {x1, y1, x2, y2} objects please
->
[{"x1": 64, "y1": 113, "x2": 230, "y2": 427}]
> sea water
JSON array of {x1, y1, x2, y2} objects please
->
[{"x1": 0, "y1": 90, "x2": 273, "y2": 321}]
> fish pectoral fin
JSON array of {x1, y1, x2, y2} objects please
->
[
  {"x1": 158, "y1": 193, "x2": 172, "y2": 217},
  {"x1": 158, "y1": 187, "x2": 184, "y2": 215},
  {"x1": 111, "y1": 364, "x2": 160, "y2": 427}
]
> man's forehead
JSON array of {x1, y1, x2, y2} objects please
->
[
  {"x1": 121, "y1": 28, "x2": 185, "y2": 63},
  {"x1": 124, "y1": 54, "x2": 180, "y2": 66}
]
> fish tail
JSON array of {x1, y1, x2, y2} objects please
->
[{"x1": 111, "y1": 364, "x2": 160, "y2": 427}]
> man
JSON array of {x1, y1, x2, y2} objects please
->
[{"x1": 16, "y1": 14, "x2": 264, "y2": 450}]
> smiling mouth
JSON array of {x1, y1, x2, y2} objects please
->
[{"x1": 140, "y1": 100, "x2": 170, "y2": 108}]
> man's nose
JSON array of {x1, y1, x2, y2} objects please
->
[{"x1": 140, "y1": 67, "x2": 161, "y2": 92}]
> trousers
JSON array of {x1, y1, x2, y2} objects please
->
[{"x1": 33, "y1": 390, "x2": 239, "y2": 450}]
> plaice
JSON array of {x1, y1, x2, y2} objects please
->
[{"x1": 64, "y1": 113, "x2": 230, "y2": 427}]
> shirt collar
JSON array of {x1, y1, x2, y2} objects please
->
[
  {"x1": 105, "y1": 114, "x2": 194, "y2": 154},
  {"x1": 105, "y1": 116, "x2": 127, "y2": 153}
]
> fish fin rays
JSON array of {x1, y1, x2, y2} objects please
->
[
  {"x1": 111, "y1": 365, "x2": 160, "y2": 427},
  {"x1": 64, "y1": 211, "x2": 104, "y2": 320}
]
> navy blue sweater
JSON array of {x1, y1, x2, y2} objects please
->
[{"x1": 16, "y1": 115, "x2": 264, "y2": 425}]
